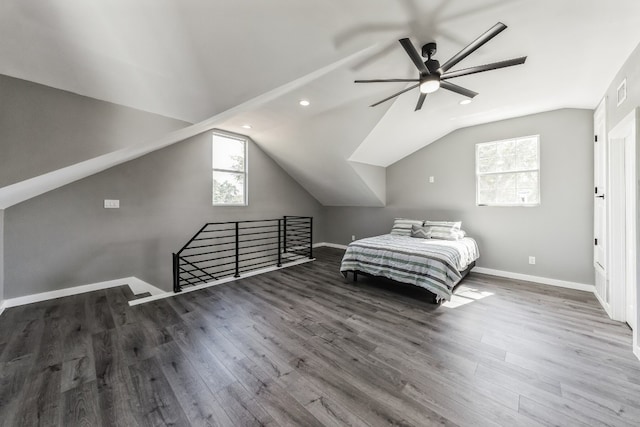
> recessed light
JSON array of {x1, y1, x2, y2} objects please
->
[
  {"x1": 460, "y1": 99, "x2": 472, "y2": 105},
  {"x1": 299, "y1": 99, "x2": 310, "y2": 106},
  {"x1": 241, "y1": 124, "x2": 252, "y2": 129}
]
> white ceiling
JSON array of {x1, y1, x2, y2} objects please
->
[{"x1": 2, "y1": 0, "x2": 640, "y2": 206}]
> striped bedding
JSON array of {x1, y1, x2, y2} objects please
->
[{"x1": 340, "y1": 234, "x2": 480, "y2": 301}]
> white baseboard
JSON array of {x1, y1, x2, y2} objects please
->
[
  {"x1": 0, "y1": 276, "x2": 164, "y2": 311},
  {"x1": 634, "y1": 343, "x2": 640, "y2": 362},
  {"x1": 314, "y1": 242, "x2": 348, "y2": 250},
  {"x1": 129, "y1": 257, "x2": 315, "y2": 306},
  {"x1": 315, "y1": 241, "x2": 595, "y2": 293},
  {"x1": 472, "y1": 267, "x2": 595, "y2": 293},
  {"x1": 0, "y1": 299, "x2": 6, "y2": 317},
  {"x1": 126, "y1": 277, "x2": 164, "y2": 296}
]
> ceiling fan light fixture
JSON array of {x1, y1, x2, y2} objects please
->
[
  {"x1": 419, "y1": 76, "x2": 440, "y2": 94},
  {"x1": 354, "y1": 23, "x2": 526, "y2": 111},
  {"x1": 459, "y1": 99, "x2": 472, "y2": 105}
]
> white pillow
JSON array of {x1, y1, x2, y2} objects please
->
[
  {"x1": 424, "y1": 220, "x2": 462, "y2": 240},
  {"x1": 390, "y1": 218, "x2": 424, "y2": 236}
]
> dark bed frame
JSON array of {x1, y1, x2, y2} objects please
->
[{"x1": 341, "y1": 261, "x2": 476, "y2": 304}]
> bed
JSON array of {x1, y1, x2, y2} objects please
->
[{"x1": 340, "y1": 232, "x2": 480, "y2": 302}]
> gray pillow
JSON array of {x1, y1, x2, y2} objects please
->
[{"x1": 410, "y1": 224, "x2": 431, "y2": 239}]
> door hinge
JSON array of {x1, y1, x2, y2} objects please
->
[
  {"x1": 595, "y1": 238, "x2": 598, "y2": 246},
  {"x1": 595, "y1": 135, "x2": 598, "y2": 142},
  {"x1": 595, "y1": 186, "x2": 598, "y2": 194}
]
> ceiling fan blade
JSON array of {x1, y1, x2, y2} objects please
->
[
  {"x1": 441, "y1": 56, "x2": 527, "y2": 80},
  {"x1": 439, "y1": 22, "x2": 507, "y2": 74},
  {"x1": 355, "y1": 78, "x2": 420, "y2": 83},
  {"x1": 370, "y1": 83, "x2": 420, "y2": 107},
  {"x1": 399, "y1": 38, "x2": 429, "y2": 75},
  {"x1": 440, "y1": 81, "x2": 478, "y2": 98},
  {"x1": 415, "y1": 93, "x2": 427, "y2": 111}
]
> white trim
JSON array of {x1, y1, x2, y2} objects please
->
[
  {"x1": 313, "y1": 242, "x2": 596, "y2": 293},
  {"x1": 129, "y1": 257, "x2": 315, "y2": 306},
  {"x1": 211, "y1": 131, "x2": 248, "y2": 206},
  {"x1": 125, "y1": 277, "x2": 165, "y2": 296},
  {"x1": 472, "y1": 267, "x2": 594, "y2": 293},
  {"x1": 313, "y1": 242, "x2": 349, "y2": 250},
  {"x1": 608, "y1": 133, "x2": 627, "y2": 321},
  {"x1": 286, "y1": 245, "x2": 312, "y2": 253},
  {"x1": 617, "y1": 78, "x2": 627, "y2": 107},
  {"x1": 608, "y1": 109, "x2": 638, "y2": 325},
  {"x1": 593, "y1": 98, "x2": 608, "y2": 308},
  {"x1": 593, "y1": 287, "x2": 613, "y2": 318},
  {"x1": 0, "y1": 45, "x2": 380, "y2": 210},
  {"x1": 318, "y1": 241, "x2": 637, "y2": 357},
  {"x1": 0, "y1": 258, "x2": 317, "y2": 310},
  {"x1": 0, "y1": 277, "x2": 163, "y2": 310}
]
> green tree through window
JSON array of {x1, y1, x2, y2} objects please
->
[
  {"x1": 212, "y1": 133, "x2": 247, "y2": 205},
  {"x1": 476, "y1": 135, "x2": 540, "y2": 206}
]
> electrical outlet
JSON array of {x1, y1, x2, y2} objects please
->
[
  {"x1": 104, "y1": 199, "x2": 120, "y2": 209},
  {"x1": 429, "y1": 176, "x2": 435, "y2": 183},
  {"x1": 529, "y1": 256, "x2": 536, "y2": 265},
  {"x1": 351, "y1": 235, "x2": 356, "y2": 241}
]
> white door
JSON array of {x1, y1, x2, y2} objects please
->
[
  {"x1": 608, "y1": 109, "x2": 637, "y2": 330},
  {"x1": 594, "y1": 101, "x2": 608, "y2": 302}
]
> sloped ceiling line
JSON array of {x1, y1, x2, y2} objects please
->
[
  {"x1": 3, "y1": 2, "x2": 640, "y2": 208},
  {"x1": 0, "y1": 45, "x2": 381, "y2": 209}
]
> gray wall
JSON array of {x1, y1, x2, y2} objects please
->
[
  {"x1": 601, "y1": 41, "x2": 640, "y2": 352},
  {"x1": 324, "y1": 109, "x2": 594, "y2": 285},
  {"x1": 0, "y1": 74, "x2": 189, "y2": 188},
  {"x1": 4, "y1": 131, "x2": 323, "y2": 298},
  {"x1": 0, "y1": 209, "x2": 4, "y2": 303},
  {"x1": 605, "y1": 42, "x2": 640, "y2": 131}
]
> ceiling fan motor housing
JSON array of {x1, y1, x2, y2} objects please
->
[{"x1": 421, "y1": 42, "x2": 437, "y2": 59}]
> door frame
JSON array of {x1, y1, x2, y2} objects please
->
[
  {"x1": 593, "y1": 100, "x2": 608, "y2": 313},
  {"x1": 608, "y1": 109, "x2": 638, "y2": 334}
]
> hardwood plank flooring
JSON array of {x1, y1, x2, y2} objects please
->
[{"x1": 0, "y1": 247, "x2": 639, "y2": 426}]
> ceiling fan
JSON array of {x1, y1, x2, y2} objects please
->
[{"x1": 355, "y1": 22, "x2": 527, "y2": 111}]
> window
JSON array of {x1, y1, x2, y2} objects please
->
[
  {"x1": 212, "y1": 132, "x2": 247, "y2": 205},
  {"x1": 476, "y1": 135, "x2": 540, "y2": 206}
]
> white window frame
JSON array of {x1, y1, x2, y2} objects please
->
[
  {"x1": 212, "y1": 131, "x2": 248, "y2": 206},
  {"x1": 475, "y1": 135, "x2": 540, "y2": 207}
]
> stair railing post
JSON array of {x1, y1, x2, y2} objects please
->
[
  {"x1": 277, "y1": 219, "x2": 282, "y2": 267},
  {"x1": 309, "y1": 217, "x2": 313, "y2": 259},
  {"x1": 173, "y1": 253, "x2": 181, "y2": 293},
  {"x1": 234, "y1": 222, "x2": 240, "y2": 277},
  {"x1": 283, "y1": 216, "x2": 288, "y2": 253}
]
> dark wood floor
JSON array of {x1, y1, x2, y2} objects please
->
[{"x1": 1, "y1": 247, "x2": 639, "y2": 426}]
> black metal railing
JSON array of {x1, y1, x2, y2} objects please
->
[{"x1": 173, "y1": 216, "x2": 313, "y2": 292}]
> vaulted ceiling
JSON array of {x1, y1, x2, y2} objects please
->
[{"x1": 2, "y1": 0, "x2": 640, "y2": 206}]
